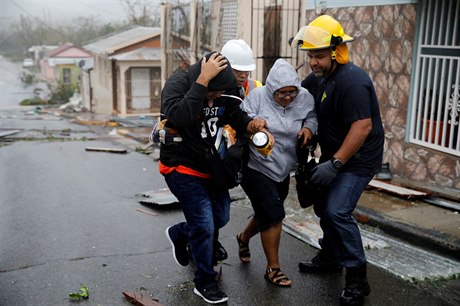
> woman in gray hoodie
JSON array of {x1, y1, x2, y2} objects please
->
[{"x1": 236, "y1": 58, "x2": 317, "y2": 287}]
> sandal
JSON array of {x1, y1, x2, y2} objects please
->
[
  {"x1": 264, "y1": 268, "x2": 292, "y2": 287},
  {"x1": 236, "y1": 233, "x2": 250, "y2": 263}
]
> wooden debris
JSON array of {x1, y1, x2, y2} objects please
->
[
  {"x1": 122, "y1": 291, "x2": 163, "y2": 306},
  {"x1": 368, "y1": 179, "x2": 429, "y2": 199},
  {"x1": 136, "y1": 208, "x2": 158, "y2": 216},
  {"x1": 85, "y1": 147, "x2": 127, "y2": 154},
  {"x1": 214, "y1": 265, "x2": 222, "y2": 283},
  {"x1": 73, "y1": 118, "x2": 119, "y2": 127}
]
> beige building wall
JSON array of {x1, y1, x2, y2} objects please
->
[{"x1": 91, "y1": 55, "x2": 114, "y2": 115}]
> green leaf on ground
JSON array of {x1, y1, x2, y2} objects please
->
[{"x1": 69, "y1": 284, "x2": 89, "y2": 300}]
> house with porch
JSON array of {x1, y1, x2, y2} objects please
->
[{"x1": 82, "y1": 26, "x2": 189, "y2": 116}]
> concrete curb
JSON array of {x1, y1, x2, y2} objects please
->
[{"x1": 354, "y1": 206, "x2": 460, "y2": 261}]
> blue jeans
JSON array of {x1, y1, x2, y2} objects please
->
[
  {"x1": 314, "y1": 172, "x2": 373, "y2": 268},
  {"x1": 164, "y1": 171, "x2": 231, "y2": 290}
]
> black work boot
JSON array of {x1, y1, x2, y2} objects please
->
[
  {"x1": 298, "y1": 249, "x2": 343, "y2": 273},
  {"x1": 340, "y1": 264, "x2": 371, "y2": 306}
]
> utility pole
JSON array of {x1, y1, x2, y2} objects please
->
[
  {"x1": 209, "y1": 0, "x2": 222, "y2": 51},
  {"x1": 161, "y1": 2, "x2": 173, "y2": 88},
  {"x1": 189, "y1": 0, "x2": 200, "y2": 64}
]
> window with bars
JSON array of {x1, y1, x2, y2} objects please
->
[{"x1": 409, "y1": 0, "x2": 460, "y2": 156}]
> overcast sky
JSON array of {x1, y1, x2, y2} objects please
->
[{"x1": 1, "y1": 0, "x2": 162, "y2": 28}]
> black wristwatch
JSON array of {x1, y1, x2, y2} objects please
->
[{"x1": 331, "y1": 158, "x2": 344, "y2": 170}]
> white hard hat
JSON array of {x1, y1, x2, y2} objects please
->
[{"x1": 221, "y1": 39, "x2": 256, "y2": 71}]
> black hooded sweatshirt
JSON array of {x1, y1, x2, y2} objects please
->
[{"x1": 159, "y1": 52, "x2": 252, "y2": 175}]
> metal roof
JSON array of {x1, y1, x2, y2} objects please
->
[
  {"x1": 47, "y1": 43, "x2": 73, "y2": 57},
  {"x1": 83, "y1": 26, "x2": 161, "y2": 55},
  {"x1": 109, "y1": 47, "x2": 162, "y2": 61}
]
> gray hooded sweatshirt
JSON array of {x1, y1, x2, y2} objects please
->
[{"x1": 242, "y1": 58, "x2": 317, "y2": 182}]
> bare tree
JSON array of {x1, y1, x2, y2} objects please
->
[
  {"x1": 120, "y1": 0, "x2": 161, "y2": 27},
  {"x1": 1, "y1": 15, "x2": 126, "y2": 59}
]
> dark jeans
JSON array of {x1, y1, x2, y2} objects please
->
[
  {"x1": 164, "y1": 171, "x2": 230, "y2": 290},
  {"x1": 314, "y1": 172, "x2": 373, "y2": 268}
]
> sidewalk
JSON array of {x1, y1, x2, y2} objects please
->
[
  {"x1": 354, "y1": 189, "x2": 460, "y2": 261},
  {"x1": 70, "y1": 112, "x2": 460, "y2": 261}
]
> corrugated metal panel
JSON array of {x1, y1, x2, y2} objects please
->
[
  {"x1": 305, "y1": 0, "x2": 416, "y2": 10},
  {"x1": 84, "y1": 27, "x2": 161, "y2": 55}
]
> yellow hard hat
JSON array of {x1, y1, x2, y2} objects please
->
[{"x1": 291, "y1": 15, "x2": 354, "y2": 51}]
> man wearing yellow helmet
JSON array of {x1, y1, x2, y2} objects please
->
[{"x1": 292, "y1": 15, "x2": 384, "y2": 306}]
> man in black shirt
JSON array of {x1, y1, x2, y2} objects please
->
[{"x1": 292, "y1": 15, "x2": 384, "y2": 306}]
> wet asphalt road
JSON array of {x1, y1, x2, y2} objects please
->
[{"x1": 0, "y1": 108, "x2": 455, "y2": 306}]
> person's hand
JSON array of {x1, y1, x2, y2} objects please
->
[
  {"x1": 247, "y1": 118, "x2": 266, "y2": 133},
  {"x1": 310, "y1": 160, "x2": 337, "y2": 186},
  {"x1": 196, "y1": 53, "x2": 228, "y2": 87},
  {"x1": 297, "y1": 128, "x2": 313, "y2": 147}
]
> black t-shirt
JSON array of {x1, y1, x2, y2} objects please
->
[{"x1": 302, "y1": 62, "x2": 384, "y2": 176}]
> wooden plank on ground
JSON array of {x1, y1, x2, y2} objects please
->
[
  {"x1": 85, "y1": 147, "x2": 127, "y2": 154},
  {"x1": 368, "y1": 179, "x2": 429, "y2": 199}
]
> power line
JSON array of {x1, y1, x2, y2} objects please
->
[
  {"x1": 77, "y1": 1, "x2": 127, "y2": 19},
  {"x1": 8, "y1": 0, "x2": 68, "y2": 39}
]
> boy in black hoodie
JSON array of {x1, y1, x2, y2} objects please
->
[{"x1": 163, "y1": 52, "x2": 266, "y2": 304}]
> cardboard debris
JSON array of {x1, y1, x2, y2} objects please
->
[
  {"x1": 122, "y1": 291, "x2": 163, "y2": 306},
  {"x1": 85, "y1": 147, "x2": 127, "y2": 154},
  {"x1": 368, "y1": 179, "x2": 429, "y2": 199}
]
